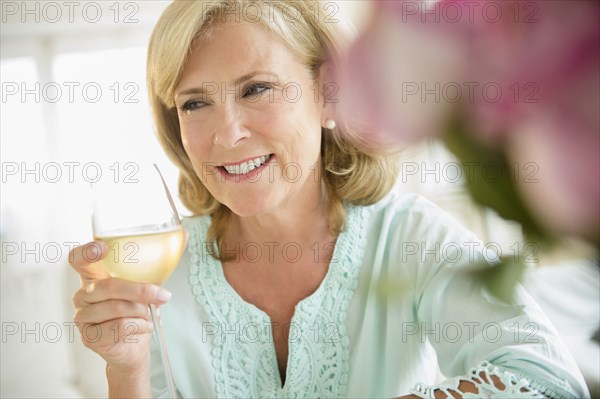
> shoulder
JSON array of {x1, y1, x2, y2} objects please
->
[
  {"x1": 354, "y1": 192, "x2": 497, "y2": 286},
  {"x1": 359, "y1": 192, "x2": 480, "y2": 245}
]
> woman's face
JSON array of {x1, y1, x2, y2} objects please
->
[{"x1": 174, "y1": 21, "x2": 326, "y2": 217}]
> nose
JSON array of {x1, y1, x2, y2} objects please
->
[{"x1": 213, "y1": 104, "x2": 250, "y2": 149}]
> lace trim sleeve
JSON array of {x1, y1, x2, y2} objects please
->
[{"x1": 409, "y1": 361, "x2": 549, "y2": 399}]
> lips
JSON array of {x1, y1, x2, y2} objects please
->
[{"x1": 221, "y1": 154, "x2": 272, "y2": 175}]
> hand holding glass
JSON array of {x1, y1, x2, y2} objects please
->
[{"x1": 91, "y1": 164, "x2": 184, "y2": 398}]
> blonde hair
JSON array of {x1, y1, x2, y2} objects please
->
[{"x1": 147, "y1": 0, "x2": 399, "y2": 259}]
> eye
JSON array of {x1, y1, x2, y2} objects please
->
[
  {"x1": 180, "y1": 100, "x2": 207, "y2": 112},
  {"x1": 243, "y1": 83, "x2": 272, "y2": 98}
]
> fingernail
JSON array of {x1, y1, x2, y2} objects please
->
[
  {"x1": 89, "y1": 241, "x2": 105, "y2": 258},
  {"x1": 156, "y1": 288, "x2": 172, "y2": 302},
  {"x1": 89, "y1": 243, "x2": 99, "y2": 257}
]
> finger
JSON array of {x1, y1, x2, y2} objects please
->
[
  {"x1": 81, "y1": 278, "x2": 172, "y2": 306},
  {"x1": 74, "y1": 299, "x2": 150, "y2": 325},
  {"x1": 68, "y1": 242, "x2": 110, "y2": 281},
  {"x1": 78, "y1": 318, "x2": 154, "y2": 349}
]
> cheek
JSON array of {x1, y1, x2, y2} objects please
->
[
  {"x1": 255, "y1": 99, "x2": 322, "y2": 146},
  {"x1": 179, "y1": 119, "x2": 211, "y2": 161}
]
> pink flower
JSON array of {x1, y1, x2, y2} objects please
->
[
  {"x1": 467, "y1": 0, "x2": 600, "y2": 240},
  {"x1": 339, "y1": 0, "x2": 600, "y2": 242},
  {"x1": 466, "y1": 0, "x2": 600, "y2": 144},
  {"x1": 507, "y1": 113, "x2": 599, "y2": 242},
  {"x1": 338, "y1": 0, "x2": 469, "y2": 144}
]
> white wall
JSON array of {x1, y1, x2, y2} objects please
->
[{"x1": 1, "y1": 2, "x2": 173, "y2": 396}]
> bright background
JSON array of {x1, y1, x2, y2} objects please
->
[{"x1": 1, "y1": 1, "x2": 597, "y2": 397}]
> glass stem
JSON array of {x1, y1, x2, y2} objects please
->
[{"x1": 149, "y1": 304, "x2": 178, "y2": 398}]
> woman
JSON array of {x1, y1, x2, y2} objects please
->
[{"x1": 70, "y1": 1, "x2": 589, "y2": 398}]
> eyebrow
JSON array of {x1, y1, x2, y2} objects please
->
[{"x1": 175, "y1": 71, "x2": 280, "y2": 98}]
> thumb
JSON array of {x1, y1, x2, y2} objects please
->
[{"x1": 68, "y1": 241, "x2": 110, "y2": 282}]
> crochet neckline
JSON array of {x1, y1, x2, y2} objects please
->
[
  {"x1": 210, "y1": 221, "x2": 345, "y2": 388},
  {"x1": 187, "y1": 203, "x2": 367, "y2": 397}
]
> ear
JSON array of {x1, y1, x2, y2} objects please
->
[{"x1": 317, "y1": 61, "x2": 338, "y2": 129}]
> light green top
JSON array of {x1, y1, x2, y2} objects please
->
[{"x1": 152, "y1": 193, "x2": 588, "y2": 398}]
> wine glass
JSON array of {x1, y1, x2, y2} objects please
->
[{"x1": 91, "y1": 163, "x2": 183, "y2": 398}]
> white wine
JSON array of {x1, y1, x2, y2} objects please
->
[{"x1": 94, "y1": 226, "x2": 186, "y2": 285}]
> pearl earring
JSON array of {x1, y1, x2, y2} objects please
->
[{"x1": 325, "y1": 119, "x2": 336, "y2": 130}]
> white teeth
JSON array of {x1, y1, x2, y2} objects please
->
[
  {"x1": 223, "y1": 154, "x2": 270, "y2": 175},
  {"x1": 227, "y1": 164, "x2": 240, "y2": 174}
]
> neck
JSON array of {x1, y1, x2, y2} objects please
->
[{"x1": 226, "y1": 183, "x2": 332, "y2": 248}]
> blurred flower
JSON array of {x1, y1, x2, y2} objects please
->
[
  {"x1": 338, "y1": 0, "x2": 468, "y2": 143},
  {"x1": 508, "y1": 113, "x2": 599, "y2": 243},
  {"x1": 467, "y1": 0, "x2": 599, "y2": 143},
  {"x1": 340, "y1": 0, "x2": 600, "y2": 245}
]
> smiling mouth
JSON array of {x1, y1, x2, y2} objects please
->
[{"x1": 219, "y1": 154, "x2": 274, "y2": 175}]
